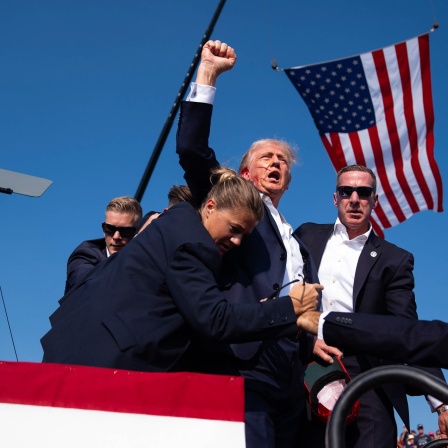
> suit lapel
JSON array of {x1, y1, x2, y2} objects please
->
[
  {"x1": 310, "y1": 225, "x2": 333, "y2": 269},
  {"x1": 353, "y1": 233, "x2": 381, "y2": 310},
  {"x1": 262, "y1": 203, "x2": 286, "y2": 248}
]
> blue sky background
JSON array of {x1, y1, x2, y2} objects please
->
[{"x1": 1, "y1": 0, "x2": 447, "y2": 436}]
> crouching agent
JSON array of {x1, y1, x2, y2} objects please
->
[{"x1": 41, "y1": 167, "x2": 322, "y2": 372}]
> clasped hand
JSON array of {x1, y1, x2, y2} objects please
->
[{"x1": 288, "y1": 281, "x2": 323, "y2": 315}]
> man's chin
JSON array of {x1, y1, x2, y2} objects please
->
[{"x1": 264, "y1": 183, "x2": 285, "y2": 195}]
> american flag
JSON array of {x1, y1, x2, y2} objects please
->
[{"x1": 285, "y1": 33, "x2": 443, "y2": 237}]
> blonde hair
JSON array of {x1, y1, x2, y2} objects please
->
[
  {"x1": 106, "y1": 196, "x2": 143, "y2": 222},
  {"x1": 201, "y1": 167, "x2": 264, "y2": 222}
]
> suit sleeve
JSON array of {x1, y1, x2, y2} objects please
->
[
  {"x1": 382, "y1": 251, "x2": 417, "y2": 318},
  {"x1": 323, "y1": 312, "x2": 448, "y2": 369},
  {"x1": 65, "y1": 247, "x2": 102, "y2": 293},
  {"x1": 165, "y1": 242, "x2": 299, "y2": 342},
  {"x1": 176, "y1": 101, "x2": 220, "y2": 207}
]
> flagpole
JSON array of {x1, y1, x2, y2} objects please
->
[{"x1": 134, "y1": 0, "x2": 227, "y2": 202}]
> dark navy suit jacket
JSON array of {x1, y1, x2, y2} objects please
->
[
  {"x1": 296, "y1": 222, "x2": 445, "y2": 427},
  {"x1": 41, "y1": 203, "x2": 299, "y2": 372},
  {"x1": 176, "y1": 101, "x2": 319, "y2": 388},
  {"x1": 324, "y1": 312, "x2": 448, "y2": 369},
  {"x1": 65, "y1": 238, "x2": 107, "y2": 294}
]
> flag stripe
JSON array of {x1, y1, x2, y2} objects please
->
[
  {"x1": 321, "y1": 134, "x2": 347, "y2": 168},
  {"x1": 397, "y1": 39, "x2": 435, "y2": 211},
  {"x1": 419, "y1": 34, "x2": 444, "y2": 212},
  {"x1": 372, "y1": 47, "x2": 420, "y2": 214},
  {"x1": 1, "y1": 403, "x2": 245, "y2": 448},
  {"x1": 367, "y1": 125, "x2": 405, "y2": 224},
  {"x1": 285, "y1": 33, "x2": 443, "y2": 236},
  {"x1": 0, "y1": 361, "x2": 245, "y2": 422}
]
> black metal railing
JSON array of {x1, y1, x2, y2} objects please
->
[{"x1": 326, "y1": 365, "x2": 448, "y2": 448}]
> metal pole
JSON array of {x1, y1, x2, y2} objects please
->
[
  {"x1": 134, "y1": 0, "x2": 227, "y2": 202},
  {"x1": 326, "y1": 366, "x2": 448, "y2": 448}
]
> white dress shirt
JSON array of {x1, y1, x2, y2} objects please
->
[{"x1": 319, "y1": 218, "x2": 371, "y2": 313}]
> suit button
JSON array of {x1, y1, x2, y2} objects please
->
[
  {"x1": 347, "y1": 319, "x2": 353, "y2": 324},
  {"x1": 268, "y1": 319, "x2": 275, "y2": 325},
  {"x1": 336, "y1": 317, "x2": 341, "y2": 322},
  {"x1": 281, "y1": 316, "x2": 288, "y2": 322},
  {"x1": 273, "y1": 283, "x2": 280, "y2": 291},
  {"x1": 280, "y1": 253, "x2": 286, "y2": 261}
]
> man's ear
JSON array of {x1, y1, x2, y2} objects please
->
[
  {"x1": 333, "y1": 192, "x2": 338, "y2": 207},
  {"x1": 241, "y1": 168, "x2": 251, "y2": 180}
]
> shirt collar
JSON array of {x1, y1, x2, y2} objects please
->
[
  {"x1": 260, "y1": 193, "x2": 287, "y2": 223},
  {"x1": 333, "y1": 217, "x2": 372, "y2": 242}
]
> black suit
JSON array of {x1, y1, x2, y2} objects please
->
[
  {"x1": 176, "y1": 101, "x2": 319, "y2": 448},
  {"x1": 296, "y1": 222, "x2": 444, "y2": 448},
  {"x1": 41, "y1": 203, "x2": 299, "y2": 372},
  {"x1": 65, "y1": 238, "x2": 107, "y2": 293},
  {"x1": 324, "y1": 317, "x2": 448, "y2": 448},
  {"x1": 324, "y1": 312, "x2": 448, "y2": 368}
]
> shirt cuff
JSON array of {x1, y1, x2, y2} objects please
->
[
  {"x1": 318, "y1": 311, "x2": 331, "y2": 340},
  {"x1": 186, "y1": 82, "x2": 216, "y2": 104}
]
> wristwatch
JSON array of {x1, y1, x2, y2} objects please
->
[{"x1": 437, "y1": 405, "x2": 448, "y2": 415}]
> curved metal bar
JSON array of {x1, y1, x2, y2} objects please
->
[
  {"x1": 326, "y1": 365, "x2": 448, "y2": 448},
  {"x1": 424, "y1": 440, "x2": 448, "y2": 448}
]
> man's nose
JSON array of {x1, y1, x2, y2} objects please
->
[
  {"x1": 349, "y1": 191, "x2": 360, "y2": 203},
  {"x1": 112, "y1": 231, "x2": 121, "y2": 239}
]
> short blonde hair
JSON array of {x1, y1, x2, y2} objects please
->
[{"x1": 106, "y1": 196, "x2": 143, "y2": 222}]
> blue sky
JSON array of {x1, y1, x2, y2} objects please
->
[{"x1": 1, "y1": 0, "x2": 447, "y2": 436}]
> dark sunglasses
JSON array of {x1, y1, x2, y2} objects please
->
[
  {"x1": 102, "y1": 222, "x2": 136, "y2": 239},
  {"x1": 336, "y1": 186, "x2": 375, "y2": 199}
]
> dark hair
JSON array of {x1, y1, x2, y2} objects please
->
[
  {"x1": 167, "y1": 185, "x2": 194, "y2": 208},
  {"x1": 201, "y1": 167, "x2": 264, "y2": 222},
  {"x1": 336, "y1": 165, "x2": 377, "y2": 192}
]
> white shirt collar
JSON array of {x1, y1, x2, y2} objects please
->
[{"x1": 333, "y1": 217, "x2": 372, "y2": 242}]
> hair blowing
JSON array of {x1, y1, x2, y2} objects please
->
[{"x1": 202, "y1": 167, "x2": 264, "y2": 222}]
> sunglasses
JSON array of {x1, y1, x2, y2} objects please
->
[
  {"x1": 102, "y1": 222, "x2": 136, "y2": 239},
  {"x1": 336, "y1": 186, "x2": 375, "y2": 199}
]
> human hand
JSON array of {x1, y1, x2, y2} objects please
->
[
  {"x1": 137, "y1": 213, "x2": 161, "y2": 235},
  {"x1": 313, "y1": 338, "x2": 343, "y2": 363},
  {"x1": 297, "y1": 311, "x2": 321, "y2": 334},
  {"x1": 437, "y1": 407, "x2": 448, "y2": 438},
  {"x1": 196, "y1": 40, "x2": 237, "y2": 86},
  {"x1": 288, "y1": 281, "x2": 322, "y2": 316}
]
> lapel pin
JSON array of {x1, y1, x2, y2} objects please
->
[{"x1": 370, "y1": 251, "x2": 377, "y2": 258}]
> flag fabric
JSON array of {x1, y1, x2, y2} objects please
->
[
  {"x1": 285, "y1": 33, "x2": 443, "y2": 237},
  {"x1": 0, "y1": 361, "x2": 245, "y2": 447}
]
